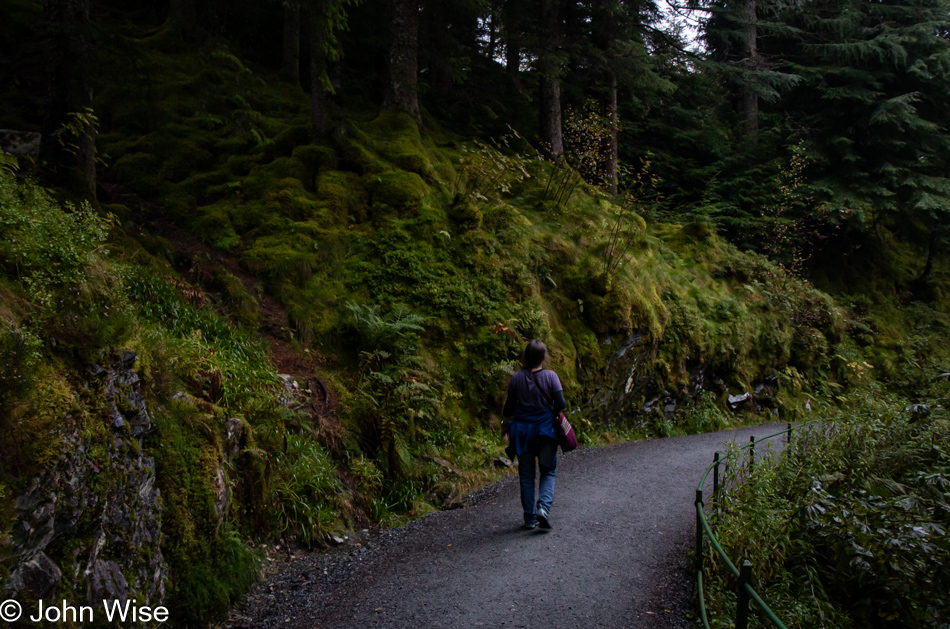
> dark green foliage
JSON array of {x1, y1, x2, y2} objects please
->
[
  {"x1": 774, "y1": 0, "x2": 950, "y2": 226},
  {"x1": 0, "y1": 172, "x2": 358, "y2": 625},
  {"x1": 345, "y1": 303, "x2": 441, "y2": 479},
  {"x1": 0, "y1": 171, "x2": 111, "y2": 304},
  {"x1": 0, "y1": 320, "x2": 39, "y2": 417},
  {"x1": 705, "y1": 397, "x2": 950, "y2": 628}
]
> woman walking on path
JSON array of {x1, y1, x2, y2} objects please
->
[{"x1": 502, "y1": 339, "x2": 566, "y2": 530}]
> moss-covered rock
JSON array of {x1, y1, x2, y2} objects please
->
[
  {"x1": 261, "y1": 177, "x2": 321, "y2": 221},
  {"x1": 791, "y1": 326, "x2": 830, "y2": 368},
  {"x1": 449, "y1": 199, "x2": 482, "y2": 231},
  {"x1": 317, "y1": 170, "x2": 367, "y2": 221},
  {"x1": 584, "y1": 281, "x2": 633, "y2": 335},
  {"x1": 262, "y1": 124, "x2": 311, "y2": 160},
  {"x1": 194, "y1": 204, "x2": 241, "y2": 249},
  {"x1": 3, "y1": 355, "x2": 166, "y2": 619},
  {"x1": 212, "y1": 266, "x2": 262, "y2": 331},
  {"x1": 352, "y1": 111, "x2": 435, "y2": 179},
  {"x1": 680, "y1": 220, "x2": 715, "y2": 242},
  {"x1": 369, "y1": 171, "x2": 430, "y2": 215},
  {"x1": 243, "y1": 233, "x2": 319, "y2": 284}
]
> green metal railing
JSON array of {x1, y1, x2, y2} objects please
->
[{"x1": 694, "y1": 422, "x2": 816, "y2": 629}]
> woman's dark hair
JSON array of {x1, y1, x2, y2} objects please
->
[{"x1": 522, "y1": 339, "x2": 547, "y2": 370}]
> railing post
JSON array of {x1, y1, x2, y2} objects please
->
[
  {"x1": 736, "y1": 560, "x2": 753, "y2": 629},
  {"x1": 787, "y1": 422, "x2": 792, "y2": 443},
  {"x1": 749, "y1": 435, "x2": 755, "y2": 472},
  {"x1": 695, "y1": 489, "x2": 704, "y2": 573},
  {"x1": 713, "y1": 452, "x2": 720, "y2": 502}
]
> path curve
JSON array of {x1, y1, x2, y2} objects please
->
[{"x1": 227, "y1": 423, "x2": 788, "y2": 629}]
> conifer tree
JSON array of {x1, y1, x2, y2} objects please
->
[
  {"x1": 538, "y1": 0, "x2": 563, "y2": 156},
  {"x1": 384, "y1": 0, "x2": 420, "y2": 119},
  {"x1": 502, "y1": 0, "x2": 526, "y2": 89},
  {"x1": 700, "y1": 0, "x2": 797, "y2": 144},
  {"x1": 283, "y1": 0, "x2": 302, "y2": 86},
  {"x1": 771, "y1": 0, "x2": 950, "y2": 240},
  {"x1": 305, "y1": 0, "x2": 359, "y2": 135}
]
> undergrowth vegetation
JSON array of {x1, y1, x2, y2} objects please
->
[
  {"x1": 0, "y1": 169, "x2": 348, "y2": 624},
  {"x1": 703, "y1": 384, "x2": 950, "y2": 628}
]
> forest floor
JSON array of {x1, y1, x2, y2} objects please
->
[{"x1": 223, "y1": 423, "x2": 788, "y2": 629}]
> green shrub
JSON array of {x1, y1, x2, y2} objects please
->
[
  {"x1": 112, "y1": 152, "x2": 163, "y2": 195},
  {"x1": 704, "y1": 401, "x2": 950, "y2": 628},
  {"x1": 0, "y1": 321, "x2": 40, "y2": 412},
  {"x1": 0, "y1": 171, "x2": 112, "y2": 305},
  {"x1": 268, "y1": 434, "x2": 344, "y2": 547}
]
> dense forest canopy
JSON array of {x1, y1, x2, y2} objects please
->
[
  {"x1": 2, "y1": 0, "x2": 950, "y2": 627},
  {"x1": 5, "y1": 0, "x2": 950, "y2": 258}
]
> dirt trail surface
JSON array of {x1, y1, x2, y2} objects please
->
[{"x1": 226, "y1": 423, "x2": 789, "y2": 629}]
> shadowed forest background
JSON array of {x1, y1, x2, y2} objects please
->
[{"x1": 1, "y1": 0, "x2": 949, "y2": 626}]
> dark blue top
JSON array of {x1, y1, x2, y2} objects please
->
[{"x1": 504, "y1": 369, "x2": 562, "y2": 458}]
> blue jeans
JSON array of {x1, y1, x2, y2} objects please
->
[{"x1": 518, "y1": 437, "x2": 557, "y2": 524}]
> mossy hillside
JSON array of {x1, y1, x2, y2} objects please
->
[
  {"x1": 92, "y1": 23, "x2": 850, "y2": 440},
  {"x1": 0, "y1": 172, "x2": 351, "y2": 626}
]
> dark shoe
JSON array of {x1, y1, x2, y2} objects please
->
[
  {"x1": 537, "y1": 507, "x2": 551, "y2": 530},
  {"x1": 522, "y1": 521, "x2": 538, "y2": 531}
]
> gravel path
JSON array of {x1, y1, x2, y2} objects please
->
[{"x1": 226, "y1": 423, "x2": 789, "y2": 629}]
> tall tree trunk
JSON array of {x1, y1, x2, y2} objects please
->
[
  {"x1": 605, "y1": 78, "x2": 618, "y2": 196},
  {"x1": 307, "y1": 3, "x2": 331, "y2": 136},
  {"x1": 922, "y1": 228, "x2": 938, "y2": 278},
  {"x1": 384, "y1": 0, "x2": 420, "y2": 119},
  {"x1": 538, "y1": 0, "x2": 562, "y2": 157},
  {"x1": 41, "y1": 0, "x2": 96, "y2": 198},
  {"x1": 169, "y1": 0, "x2": 197, "y2": 25},
  {"x1": 504, "y1": 0, "x2": 521, "y2": 88},
  {"x1": 740, "y1": 0, "x2": 758, "y2": 142},
  {"x1": 283, "y1": 1, "x2": 301, "y2": 87},
  {"x1": 310, "y1": 53, "x2": 330, "y2": 136}
]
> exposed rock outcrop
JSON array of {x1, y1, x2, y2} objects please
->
[
  {"x1": 586, "y1": 332, "x2": 780, "y2": 427},
  {"x1": 0, "y1": 129, "x2": 41, "y2": 156},
  {"x1": 3, "y1": 352, "x2": 167, "y2": 608}
]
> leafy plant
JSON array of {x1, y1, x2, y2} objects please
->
[
  {"x1": 0, "y1": 170, "x2": 112, "y2": 305},
  {"x1": 0, "y1": 321, "x2": 41, "y2": 413},
  {"x1": 704, "y1": 400, "x2": 950, "y2": 628},
  {"x1": 453, "y1": 127, "x2": 532, "y2": 210},
  {"x1": 562, "y1": 100, "x2": 615, "y2": 188},
  {"x1": 51, "y1": 108, "x2": 107, "y2": 167},
  {"x1": 269, "y1": 433, "x2": 344, "y2": 547},
  {"x1": 0, "y1": 151, "x2": 17, "y2": 173},
  {"x1": 347, "y1": 303, "x2": 442, "y2": 478}
]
